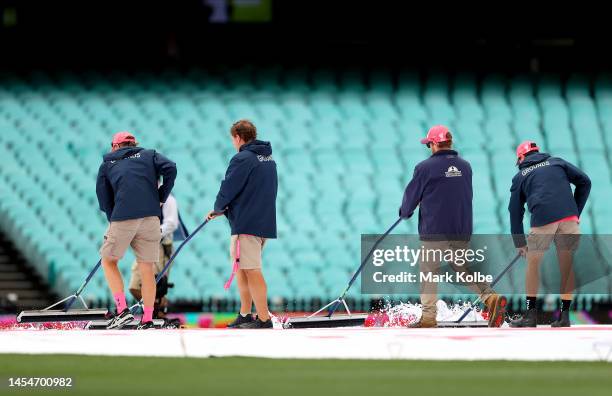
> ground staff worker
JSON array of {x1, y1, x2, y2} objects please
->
[
  {"x1": 509, "y1": 141, "x2": 591, "y2": 328},
  {"x1": 96, "y1": 132, "x2": 177, "y2": 330},
  {"x1": 207, "y1": 120, "x2": 278, "y2": 329},
  {"x1": 400, "y1": 125, "x2": 507, "y2": 328}
]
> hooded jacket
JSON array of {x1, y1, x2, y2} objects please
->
[
  {"x1": 508, "y1": 152, "x2": 591, "y2": 247},
  {"x1": 399, "y1": 150, "x2": 473, "y2": 240},
  {"x1": 96, "y1": 146, "x2": 177, "y2": 222},
  {"x1": 214, "y1": 140, "x2": 278, "y2": 238}
]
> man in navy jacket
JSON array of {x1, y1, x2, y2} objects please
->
[
  {"x1": 400, "y1": 125, "x2": 506, "y2": 328},
  {"x1": 207, "y1": 120, "x2": 278, "y2": 329},
  {"x1": 509, "y1": 141, "x2": 591, "y2": 328},
  {"x1": 96, "y1": 132, "x2": 177, "y2": 329}
]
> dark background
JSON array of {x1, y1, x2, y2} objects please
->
[{"x1": 0, "y1": 0, "x2": 610, "y2": 72}]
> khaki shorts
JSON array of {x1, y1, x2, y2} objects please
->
[
  {"x1": 230, "y1": 235, "x2": 266, "y2": 270},
  {"x1": 128, "y1": 242, "x2": 171, "y2": 290},
  {"x1": 527, "y1": 221, "x2": 580, "y2": 252},
  {"x1": 100, "y1": 216, "x2": 161, "y2": 263}
]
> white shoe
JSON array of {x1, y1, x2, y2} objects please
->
[{"x1": 106, "y1": 309, "x2": 134, "y2": 329}]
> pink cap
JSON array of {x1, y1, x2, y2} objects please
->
[
  {"x1": 516, "y1": 140, "x2": 540, "y2": 159},
  {"x1": 420, "y1": 125, "x2": 451, "y2": 145},
  {"x1": 111, "y1": 131, "x2": 137, "y2": 146}
]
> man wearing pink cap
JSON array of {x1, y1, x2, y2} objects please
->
[
  {"x1": 96, "y1": 132, "x2": 177, "y2": 329},
  {"x1": 400, "y1": 125, "x2": 507, "y2": 328},
  {"x1": 509, "y1": 141, "x2": 591, "y2": 327}
]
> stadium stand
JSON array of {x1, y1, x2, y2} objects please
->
[{"x1": 0, "y1": 69, "x2": 610, "y2": 311}]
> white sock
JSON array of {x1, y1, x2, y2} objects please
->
[{"x1": 240, "y1": 312, "x2": 249, "y2": 317}]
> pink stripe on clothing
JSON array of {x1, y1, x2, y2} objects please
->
[
  {"x1": 224, "y1": 237, "x2": 241, "y2": 290},
  {"x1": 547, "y1": 215, "x2": 579, "y2": 225}
]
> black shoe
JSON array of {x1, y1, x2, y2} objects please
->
[
  {"x1": 510, "y1": 308, "x2": 537, "y2": 328},
  {"x1": 162, "y1": 318, "x2": 182, "y2": 329},
  {"x1": 136, "y1": 321, "x2": 157, "y2": 330},
  {"x1": 238, "y1": 317, "x2": 273, "y2": 329},
  {"x1": 106, "y1": 308, "x2": 134, "y2": 330},
  {"x1": 551, "y1": 310, "x2": 571, "y2": 328},
  {"x1": 227, "y1": 313, "x2": 254, "y2": 328}
]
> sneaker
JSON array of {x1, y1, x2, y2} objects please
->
[
  {"x1": 106, "y1": 308, "x2": 134, "y2": 330},
  {"x1": 510, "y1": 308, "x2": 537, "y2": 328},
  {"x1": 162, "y1": 318, "x2": 182, "y2": 329},
  {"x1": 227, "y1": 313, "x2": 254, "y2": 328},
  {"x1": 408, "y1": 316, "x2": 437, "y2": 328},
  {"x1": 551, "y1": 310, "x2": 571, "y2": 328},
  {"x1": 238, "y1": 317, "x2": 273, "y2": 329},
  {"x1": 484, "y1": 294, "x2": 508, "y2": 328},
  {"x1": 136, "y1": 321, "x2": 157, "y2": 330}
]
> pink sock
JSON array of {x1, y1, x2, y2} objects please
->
[
  {"x1": 142, "y1": 307, "x2": 154, "y2": 323},
  {"x1": 113, "y1": 292, "x2": 127, "y2": 313}
]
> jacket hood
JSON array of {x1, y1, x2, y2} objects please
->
[
  {"x1": 240, "y1": 140, "x2": 272, "y2": 156},
  {"x1": 103, "y1": 146, "x2": 145, "y2": 162},
  {"x1": 519, "y1": 152, "x2": 551, "y2": 169}
]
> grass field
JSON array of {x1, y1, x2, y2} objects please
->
[{"x1": 1, "y1": 354, "x2": 611, "y2": 396}]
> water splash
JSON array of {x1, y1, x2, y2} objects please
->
[
  {"x1": 270, "y1": 312, "x2": 285, "y2": 329},
  {"x1": 365, "y1": 300, "x2": 486, "y2": 327},
  {"x1": 435, "y1": 300, "x2": 485, "y2": 322}
]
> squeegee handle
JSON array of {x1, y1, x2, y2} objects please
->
[
  {"x1": 456, "y1": 253, "x2": 522, "y2": 323},
  {"x1": 155, "y1": 219, "x2": 209, "y2": 283},
  {"x1": 490, "y1": 253, "x2": 521, "y2": 288},
  {"x1": 328, "y1": 217, "x2": 403, "y2": 317},
  {"x1": 63, "y1": 259, "x2": 102, "y2": 312}
]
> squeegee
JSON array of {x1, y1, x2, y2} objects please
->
[
  {"x1": 17, "y1": 260, "x2": 108, "y2": 323},
  {"x1": 284, "y1": 218, "x2": 403, "y2": 329}
]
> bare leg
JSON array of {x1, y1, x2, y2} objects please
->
[
  {"x1": 556, "y1": 250, "x2": 575, "y2": 300},
  {"x1": 102, "y1": 257, "x2": 123, "y2": 295},
  {"x1": 237, "y1": 269, "x2": 253, "y2": 314},
  {"x1": 129, "y1": 288, "x2": 142, "y2": 301},
  {"x1": 138, "y1": 262, "x2": 156, "y2": 309},
  {"x1": 244, "y1": 269, "x2": 270, "y2": 321},
  {"x1": 526, "y1": 251, "x2": 545, "y2": 297},
  {"x1": 156, "y1": 297, "x2": 168, "y2": 319}
]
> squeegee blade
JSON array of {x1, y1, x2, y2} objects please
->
[
  {"x1": 85, "y1": 318, "x2": 167, "y2": 330},
  {"x1": 17, "y1": 309, "x2": 108, "y2": 323},
  {"x1": 284, "y1": 314, "x2": 368, "y2": 329},
  {"x1": 436, "y1": 321, "x2": 489, "y2": 328}
]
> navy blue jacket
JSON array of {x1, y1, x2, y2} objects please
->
[
  {"x1": 96, "y1": 147, "x2": 177, "y2": 222},
  {"x1": 400, "y1": 150, "x2": 473, "y2": 240},
  {"x1": 509, "y1": 152, "x2": 591, "y2": 247},
  {"x1": 214, "y1": 140, "x2": 278, "y2": 238}
]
